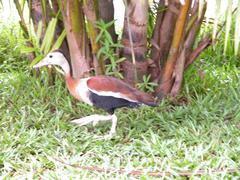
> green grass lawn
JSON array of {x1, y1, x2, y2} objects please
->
[{"x1": 1, "y1": 27, "x2": 240, "y2": 179}]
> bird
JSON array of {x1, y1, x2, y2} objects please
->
[{"x1": 33, "y1": 50, "x2": 157, "y2": 136}]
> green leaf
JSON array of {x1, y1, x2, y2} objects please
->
[
  {"x1": 41, "y1": 0, "x2": 47, "y2": 20},
  {"x1": 52, "y1": 29, "x2": 66, "y2": 50},
  {"x1": 116, "y1": 57, "x2": 126, "y2": 63},
  {"x1": 36, "y1": 20, "x2": 43, "y2": 45},
  {"x1": 20, "y1": 47, "x2": 36, "y2": 54},
  {"x1": 96, "y1": 30, "x2": 104, "y2": 43},
  {"x1": 20, "y1": 0, "x2": 25, "y2": 11},
  {"x1": 40, "y1": 18, "x2": 58, "y2": 54}
]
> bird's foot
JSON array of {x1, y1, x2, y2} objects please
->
[
  {"x1": 71, "y1": 114, "x2": 117, "y2": 138},
  {"x1": 71, "y1": 117, "x2": 93, "y2": 126},
  {"x1": 92, "y1": 120, "x2": 99, "y2": 126},
  {"x1": 71, "y1": 114, "x2": 112, "y2": 127},
  {"x1": 104, "y1": 132, "x2": 115, "y2": 139}
]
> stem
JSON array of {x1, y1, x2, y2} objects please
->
[{"x1": 156, "y1": 0, "x2": 191, "y2": 98}]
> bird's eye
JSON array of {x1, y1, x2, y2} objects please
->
[{"x1": 49, "y1": 55, "x2": 53, "y2": 58}]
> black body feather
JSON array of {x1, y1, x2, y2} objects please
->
[{"x1": 89, "y1": 91, "x2": 141, "y2": 114}]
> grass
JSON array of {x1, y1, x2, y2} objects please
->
[{"x1": 1, "y1": 26, "x2": 240, "y2": 179}]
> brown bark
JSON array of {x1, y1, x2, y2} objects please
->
[
  {"x1": 184, "y1": 36, "x2": 212, "y2": 69},
  {"x1": 29, "y1": 0, "x2": 51, "y2": 39},
  {"x1": 158, "y1": 2, "x2": 180, "y2": 68},
  {"x1": 121, "y1": 0, "x2": 149, "y2": 85},
  {"x1": 156, "y1": 0, "x2": 191, "y2": 99},
  {"x1": 98, "y1": 0, "x2": 117, "y2": 43},
  {"x1": 29, "y1": 0, "x2": 43, "y2": 29},
  {"x1": 170, "y1": 1, "x2": 207, "y2": 96},
  {"x1": 59, "y1": 0, "x2": 90, "y2": 78},
  {"x1": 149, "y1": 1, "x2": 179, "y2": 81},
  {"x1": 149, "y1": 1, "x2": 165, "y2": 81}
]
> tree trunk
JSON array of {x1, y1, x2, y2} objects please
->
[
  {"x1": 121, "y1": 0, "x2": 149, "y2": 86},
  {"x1": 59, "y1": 0, "x2": 90, "y2": 78}
]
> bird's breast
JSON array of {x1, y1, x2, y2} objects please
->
[{"x1": 66, "y1": 77, "x2": 93, "y2": 105}]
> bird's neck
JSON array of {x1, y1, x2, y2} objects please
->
[
  {"x1": 61, "y1": 62, "x2": 71, "y2": 76},
  {"x1": 64, "y1": 72, "x2": 73, "y2": 81},
  {"x1": 64, "y1": 72, "x2": 75, "y2": 92},
  {"x1": 64, "y1": 72, "x2": 81, "y2": 101}
]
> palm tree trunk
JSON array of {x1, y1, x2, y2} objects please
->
[{"x1": 121, "y1": 0, "x2": 149, "y2": 85}]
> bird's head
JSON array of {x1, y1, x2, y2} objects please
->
[{"x1": 33, "y1": 50, "x2": 70, "y2": 74}]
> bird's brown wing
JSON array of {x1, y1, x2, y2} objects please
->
[{"x1": 87, "y1": 76, "x2": 156, "y2": 105}]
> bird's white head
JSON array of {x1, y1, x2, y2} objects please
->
[{"x1": 33, "y1": 51, "x2": 70, "y2": 75}]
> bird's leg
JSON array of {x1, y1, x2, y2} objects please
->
[
  {"x1": 109, "y1": 114, "x2": 118, "y2": 136},
  {"x1": 71, "y1": 114, "x2": 112, "y2": 126}
]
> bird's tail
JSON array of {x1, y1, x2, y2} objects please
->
[
  {"x1": 135, "y1": 90, "x2": 158, "y2": 107},
  {"x1": 143, "y1": 101, "x2": 158, "y2": 107}
]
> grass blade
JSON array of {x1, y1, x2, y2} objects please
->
[
  {"x1": 224, "y1": 0, "x2": 233, "y2": 55},
  {"x1": 212, "y1": 0, "x2": 221, "y2": 40}
]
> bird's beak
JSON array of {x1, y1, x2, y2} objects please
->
[{"x1": 32, "y1": 57, "x2": 49, "y2": 69}]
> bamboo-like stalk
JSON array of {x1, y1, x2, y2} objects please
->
[
  {"x1": 58, "y1": 0, "x2": 90, "y2": 78},
  {"x1": 150, "y1": 1, "x2": 178, "y2": 81},
  {"x1": 234, "y1": 0, "x2": 240, "y2": 55},
  {"x1": 51, "y1": 1, "x2": 70, "y2": 61},
  {"x1": 224, "y1": 0, "x2": 233, "y2": 55},
  {"x1": 212, "y1": 0, "x2": 221, "y2": 40},
  {"x1": 156, "y1": 0, "x2": 191, "y2": 99},
  {"x1": 83, "y1": 0, "x2": 105, "y2": 75},
  {"x1": 171, "y1": 1, "x2": 207, "y2": 97},
  {"x1": 14, "y1": 0, "x2": 35, "y2": 61},
  {"x1": 184, "y1": 6, "x2": 239, "y2": 70},
  {"x1": 149, "y1": 1, "x2": 165, "y2": 81}
]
